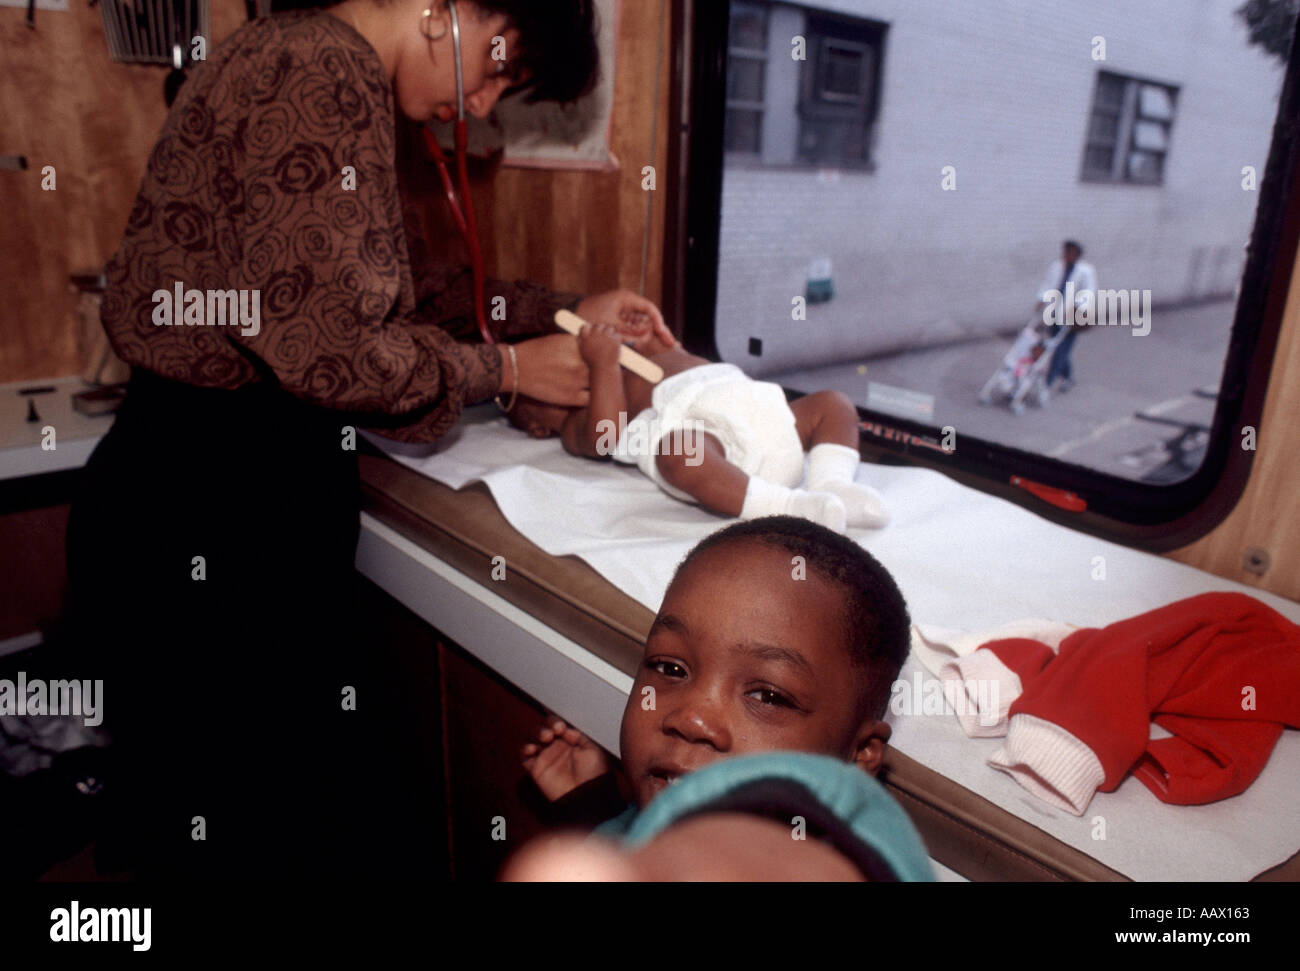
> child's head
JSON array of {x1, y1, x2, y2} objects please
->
[
  {"x1": 505, "y1": 394, "x2": 571, "y2": 439},
  {"x1": 619, "y1": 515, "x2": 910, "y2": 808}
]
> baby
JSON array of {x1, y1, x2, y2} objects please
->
[
  {"x1": 510, "y1": 515, "x2": 932, "y2": 881},
  {"x1": 505, "y1": 323, "x2": 888, "y2": 533}
]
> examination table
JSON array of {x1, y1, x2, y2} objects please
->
[{"x1": 355, "y1": 409, "x2": 1300, "y2": 882}]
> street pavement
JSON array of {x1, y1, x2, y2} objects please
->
[{"x1": 768, "y1": 299, "x2": 1237, "y2": 482}]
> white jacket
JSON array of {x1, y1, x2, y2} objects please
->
[{"x1": 1037, "y1": 259, "x2": 1097, "y2": 305}]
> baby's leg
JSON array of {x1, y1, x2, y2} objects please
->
[
  {"x1": 789, "y1": 391, "x2": 889, "y2": 528},
  {"x1": 654, "y1": 430, "x2": 747, "y2": 516},
  {"x1": 654, "y1": 430, "x2": 846, "y2": 532},
  {"x1": 790, "y1": 389, "x2": 860, "y2": 450}
]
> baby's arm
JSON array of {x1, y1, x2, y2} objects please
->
[{"x1": 560, "y1": 323, "x2": 629, "y2": 459}]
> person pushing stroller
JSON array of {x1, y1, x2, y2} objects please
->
[
  {"x1": 980, "y1": 239, "x2": 1097, "y2": 413},
  {"x1": 1035, "y1": 240, "x2": 1098, "y2": 393}
]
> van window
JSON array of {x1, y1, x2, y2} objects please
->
[{"x1": 672, "y1": 0, "x2": 1300, "y2": 544}]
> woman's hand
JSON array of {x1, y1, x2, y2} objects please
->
[
  {"x1": 521, "y1": 718, "x2": 612, "y2": 802},
  {"x1": 574, "y1": 290, "x2": 679, "y2": 354},
  {"x1": 507, "y1": 334, "x2": 590, "y2": 407}
]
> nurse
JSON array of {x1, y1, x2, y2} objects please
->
[{"x1": 67, "y1": 0, "x2": 672, "y2": 877}]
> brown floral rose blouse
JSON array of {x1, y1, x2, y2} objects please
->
[{"x1": 100, "y1": 9, "x2": 581, "y2": 444}]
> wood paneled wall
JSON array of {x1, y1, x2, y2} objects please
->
[
  {"x1": 0, "y1": 0, "x2": 248, "y2": 381},
  {"x1": 0, "y1": 0, "x2": 667, "y2": 384},
  {"x1": 0, "y1": 0, "x2": 1294, "y2": 600},
  {"x1": 402, "y1": 0, "x2": 670, "y2": 306},
  {"x1": 488, "y1": 0, "x2": 670, "y2": 304}
]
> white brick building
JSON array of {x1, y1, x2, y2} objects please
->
[{"x1": 714, "y1": 0, "x2": 1287, "y2": 376}]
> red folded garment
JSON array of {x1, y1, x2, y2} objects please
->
[{"x1": 976, "y1": 592, "x2": 1300, "y2": 813}]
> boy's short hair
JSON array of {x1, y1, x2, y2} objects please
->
[{"x1": 672, "y1": 516, "x2": 910, "y2": 722}]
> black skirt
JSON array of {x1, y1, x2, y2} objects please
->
[{"x1": 63, "y1": 368, "x2": 368, "y2": 876}]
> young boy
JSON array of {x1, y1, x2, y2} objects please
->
[
  {"x1": 505, "y1": 323, "x2": 888, "y2": 533},
  {"x1": 512, "y1": 515, "x2": 933, "y2": 880}
]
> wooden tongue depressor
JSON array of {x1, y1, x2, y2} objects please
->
[{"x1": 554, "y1": 309, "x2": 665, "y2": 384}]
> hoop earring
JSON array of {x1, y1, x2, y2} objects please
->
[{"x1": 421, "y1": 7, "x2": 449, "y2": 42}]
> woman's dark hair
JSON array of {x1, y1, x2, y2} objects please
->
[
  {"x1": 274, "y1": 0, "x2": 600, "y2": 105},
  {"x1": 477, "y1": 0, "x2": 600, "y2": 105},
  {"x1": 672, "y1": 516, "x2": 912, "y2": 722}
]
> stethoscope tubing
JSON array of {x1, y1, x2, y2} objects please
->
[{"x1": 423, "y1": 0, "x2": 492, "y2": 344}]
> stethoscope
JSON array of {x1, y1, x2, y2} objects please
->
[{"x1": 419, "y1": 0, "x2": 492, "y2": 344}]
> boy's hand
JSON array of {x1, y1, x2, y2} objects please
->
[
  {"x1": 577, "y1": 322, "x2": 622, "y2": 370},
  {"x1": 502, "y1": 814, "x2": 863, "y2": 882},
  {"x1": 521, "y1": 718, "x2": 612, "y2": 802}
]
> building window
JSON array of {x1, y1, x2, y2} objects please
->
[
  {"x1": 798, "y1": 11, "x2": 885, "y2": 167},
  {"x1": 723, "y1": 2, "x2": 886, "y2": 167},
  {"x1": 1081, "y1": 71, "x2": 1178, "y2": 184},
  {"x1": 725, "y1": 2, "x2": 769, "y2": 155}
]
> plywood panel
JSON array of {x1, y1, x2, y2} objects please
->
[
  {"x1": 447, "y1": 0, "x2": 671, "y2": 304},
  {"x1": 0, "y1": 0, "x2": 246, "y2": 383},
  {"x1": 2, "y1": 0, "x2": 669, "y2": 381}
]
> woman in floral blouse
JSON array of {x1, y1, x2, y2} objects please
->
[{"x1": 68, "y1": 0, "x2": 671, "y2": 878}]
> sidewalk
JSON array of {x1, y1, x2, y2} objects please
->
[{"x1": 768, "y1": 299, "x2": 1235, "y2": 482}]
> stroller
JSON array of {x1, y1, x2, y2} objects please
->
[{"x1": 978, "y1": 317, "x2": 1070, "y2": 415}]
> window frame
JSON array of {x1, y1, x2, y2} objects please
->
[
  {"x1": 1080, "y1": 70, "x2": 1180, "y2": 186},
  {"x1": 665, "y1": 0, "x2": 1300, "y2": 551},
  {"x1": 796, "y1": 8, "x2": 886, "y2": 169},
  {"x1": 723, "y1": 1, "x2": 770, "y2": 159}
]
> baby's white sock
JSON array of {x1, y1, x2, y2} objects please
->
[
  {"x1": 806, "y1": 443, "x2": 889, "y2": 528},
  {"x1": 740, "y1": 475, "x2": 847, "y2": 534}
]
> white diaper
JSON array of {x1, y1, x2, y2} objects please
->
[{"x1": 611, "y1": 363, "x2": 805, "y2": 503}]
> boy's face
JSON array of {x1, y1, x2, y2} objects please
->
[{"x1": 619, "y1": 540, "x2": 891, "y2": 809}]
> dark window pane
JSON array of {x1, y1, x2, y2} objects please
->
[
  {"x1": 1083, "y1": 144, "x2": 1115, "y2": 176},
  {"x1": 1088, "y1": 111, "x2": 1120, "y2": 144},
  {"x1": 725, "y1": 109, "x2": 762, "y2": 153},
  {"x1": 730, "y1": 5, "x2": 767, "y2": 51},
  {"x1": 824, "y1": 45, "x2": 865, "y2": 98},
  {"x1": 728, "y1": 58, "x2": 765, "y2": 103},
  {"x1": 1096, "y1": 73, "x2": 1126, "y2": 109}
]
